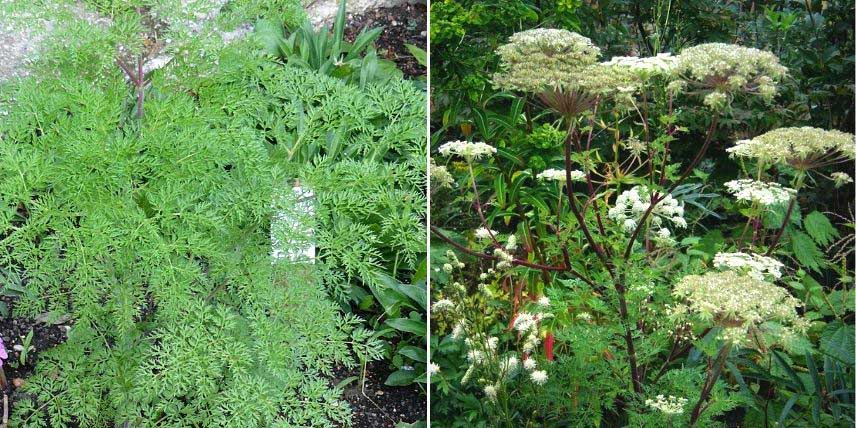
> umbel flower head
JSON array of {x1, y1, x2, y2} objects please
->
[
  {"x1": 672, "y1": 271, "x2": 808, "y2": 349},
  {"x1": 713, "y1": 252, "x2": 784, "y2": 281},
  {"x1": 493, "y1": 28, "x2": 600, "y2": 93},
  {"x1": 438, "y1": 140, "x2": 497, "y2": 161},
  {"x1": 831, "y1": 172, "x2": 853, "y2": 188},
  {"x1": 724, "y1": 179, "x2": 796, "y2": 208},
  {"x1": 603, "y1": 53, "x2": 677, "y2": 78},
  {"x1": 493, "y1": 28, "x2": 641, "y2": 115},
  {"x1": 727, "y1": 127, "x2": 856, "y2": 171},
  {"x1": 536, "y1": 168, "x2": 586, "y2": 183},
  {"x1": 429, "y1": 159, "x2": 455, "y2": 189},
  {"x1": 645, "y1": 394, "x2": 688, "y2": 415},
  {"x1": 672, "y1": 43, "x2": 787, "y2": 108},
  {"x1": 608, "y1": 186, "x2": 687, "y2": 239}
]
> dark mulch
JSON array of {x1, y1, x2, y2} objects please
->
[
  {"x1": 332, "y1": 360, "x2": 425, "y2": 428},
  {"x1": 344, "y1": 2, "x2": 427, "y2": 78},
  {"x1": 1, "y1": 296, "x2": 70, "y2": 417}
]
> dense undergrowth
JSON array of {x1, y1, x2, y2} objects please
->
[{"x1": 0, "y1": 0, "x2": 426, "y2": 426}]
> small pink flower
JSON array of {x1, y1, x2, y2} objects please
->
[{"x1": 0, "y1": 336, "x2": 7, "y2": 367}]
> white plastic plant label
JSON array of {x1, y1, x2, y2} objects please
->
[{"x1": 271, "y1": 184, "x2": 316, "y2": 263}]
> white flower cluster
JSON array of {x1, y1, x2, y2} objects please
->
[
  {"x1": 536, "y1": 168, "x2": 586, "y2": 183},
  {"x1": 493, "y1": 235, "x2": 518, "y2": 270},
  {"x1": 723, "y1": 179, "x2": 795, "y2": 207},
  {"x1": 428, "y1": 362, "x2": 440, "y2": 376},
  {"x1": 483, "y1": 385, "x2": 498, "y2": 401},
  {"x1": 430, "y1": 159, "x2": 455, "y2": 189},
  {"x1": 726, "y1": 127, "x2": 856, "y2": 168},
  {"x1": 672, "y1": 43, "x2": 786, "y2": 106},
  {"x1": 713, "y1": 252, "x2": 784, "y2": 281},
  {"x1": 493, "y1": 28, "x2": 646, "y2": 101},
  {"x1": 432, "y1": 299, "x2": 455, "y2": 312},
  {"x1": 474, "y1": 227, "x2": 498, "y2": 241},
  {"x1": 512, "y1": 311, "x2": 545, "y2": 353},
  {"x1": 832, "y1": 172, "x2": 853, "y2": 188},
  {"x1": 645, "y1": 395, "x2": 688, "y2": 415},
  {"x1": 494, "y1": 29, "x2": 600, "y2": 93},
  {"x1": 608, "y1": 186, "x2": 686, "y2": 239},
  {"x1": 672, "y1": 271, "x2": 808, "y2": 348},
  {"x1": 530, "y1": 369, "x2": 548, "y2": 386},
  {"x1": 603, "y1": 53, "x2": 677, "y2": 77},
  {"x1": 438, "y1": 140, "x2": 497, "y2": 161}
]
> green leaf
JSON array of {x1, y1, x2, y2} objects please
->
[
  {"x1": 777, "y1": 394, "x2": 800, "y2": 426},
  {"x1": 399, "y1": 345, "x2": 427, "y2": 363},
  {"x1": 804, "y1": 211, "x2": 838, "y2": 246},
  {"x1": 331, "y1": 0, "x2": 346, "y2": 58},
  {"x1": 789, "y1": 230, "x2": 825, "y2": 272},
  {"x1": 773, "y1": 350, "x2": 805, "y2": 392},
  {"x1": 385, "y1": 368, "x2": 418, "y2": 386},
  {"x1": 820, "y1": 321, "x2": 855, "y2": 365},
  {"x1": 404, "y1": 43, "x2": 427, "y2": 67},
  {"x1": 385, "y1": 318, "x2": 426, "y2": 336},
  {"x1": 254, "y1": 19, "x2": 285, "y2": 57},
  {"x1": 335, "y1": 376, "x2": 359, "y2": 390}
]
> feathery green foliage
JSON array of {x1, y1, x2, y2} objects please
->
[{"x1": 0, "y1": 2, "x2": 424, "y2": 422}]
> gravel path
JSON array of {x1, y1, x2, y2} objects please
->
[
  {"x1": 0, "y1": 1, "x2": 109, "y2": 83},
  {"x1": 305, "y1": 0, "x2": 415, "y2": 27}
]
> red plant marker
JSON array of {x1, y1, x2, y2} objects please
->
[{"x1": 545, "y1": 332, "x2": 555, "y2": 361}]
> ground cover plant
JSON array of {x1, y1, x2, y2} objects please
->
[
  {"x1": 0, "y1": 0, "x2": 426, "y2": 426},
  {"x1": 429, "y1": 7, "x2": 855, "y2": 427}
]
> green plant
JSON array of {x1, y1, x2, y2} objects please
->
[
  {"x1": 257, "y1": 0, "x2": 401, "y2": 89},
  {"x1": 430, "y1": 26, "x2": 854, "y2": 427},
  {"x1": 0, "y1": 2, "x2": 429, "y2": 424}
]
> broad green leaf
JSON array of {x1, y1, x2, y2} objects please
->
[
  {"x1": 804, "y1": 211, "x2": 838, "y2": 246},
  {"x1": 399, "y1": 345, "x2": 427, "y2": 362},
  {"x1": 385, "y1": 368, "x2": 418, "y2": 386},
  {"x1": 385, "y1": 318, "x2": 426, "y2": 336},
  {"x1": 820, "y1": 321, "x2": 855, "y2": 365},
  {"x1": 789, "y1": 230, "x2": 825, "y2": 272}
]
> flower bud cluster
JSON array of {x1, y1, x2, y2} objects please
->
[
  {"x1": 493, "y1": 235, "x2": 518, "y2": 270},
  {"x1": 832, "y1": 172, "x2": 853, "y2": 188},
  {"x1": 430, "y1": 159, "x2": 455, "y2": 189}
]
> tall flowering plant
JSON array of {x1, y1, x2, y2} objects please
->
[{"x1": 431, "y1": 28, "x2": 854, "y2": 427}]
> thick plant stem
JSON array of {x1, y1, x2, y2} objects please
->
[
  {"x1": 689, "y1": 341, "x2": 733, "y2": 427},
  {"x1": 616, "y1": 277, "x2": 643, "y2": 394},
  {"x1": 563, "y1": 124, "x2": 613, "y2": 276},
  {"x1": 765, "y1": 197, "x2": 796, "y2": 256}
]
